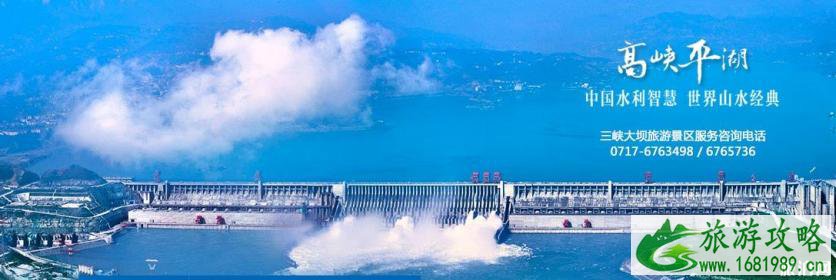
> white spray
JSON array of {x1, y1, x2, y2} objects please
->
[{"x1": 285, "y1": 213, "x2": 530, "y2": 275}]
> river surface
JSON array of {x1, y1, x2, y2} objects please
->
[{"x1": 50, "y1": 228, "x2": 634, "y2": 279}]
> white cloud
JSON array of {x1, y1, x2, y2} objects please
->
[
  {"x1": 0, "y1": 75, "x2": 23, "y2": 95},
  {"x1": 58, "y1": 15, "x2": 405, "y2": 163},
  {"x1": 373, "y1": 57, "x2": 440, "y2": 95}
]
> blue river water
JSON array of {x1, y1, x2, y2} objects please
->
[{"x1": 51, "y1": 229, "x2": 633, "y2": 280}]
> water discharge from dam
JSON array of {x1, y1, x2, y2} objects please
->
[{"x1": 285, "y1": 213, "x2": 531, "y2": 275}]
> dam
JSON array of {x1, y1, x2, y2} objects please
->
[{"x1": 115, "y1": 174, "x2": 836, "y2": 233}]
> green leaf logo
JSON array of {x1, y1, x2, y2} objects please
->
[{"x1": 636, "y1": 219, "x2": 700, "y2": 272}]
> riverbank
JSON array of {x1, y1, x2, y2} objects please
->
[
  {"x1": 0, "y1": 222, "x2": 129, "y2": 278},
  {"x1": 0, "y1": 247, "x2": 79, "y2": 279},
  {"x1": 26, "y1": 222, "x2": 127, "y2": 257}
]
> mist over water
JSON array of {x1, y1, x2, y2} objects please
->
[{"x1": 285, "y1": 214, "x2": 531, "y2": 275}]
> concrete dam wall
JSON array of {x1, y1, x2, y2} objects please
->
[
  {"x1": 128, "y1": 209, "x2": 304, "y2": 229},
  {"x1": 342, "y1": 183, "x2": 501, "y2": 224},
  {"x1": 119, "y1": 179, "x2": 836, "y2": 231}
]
